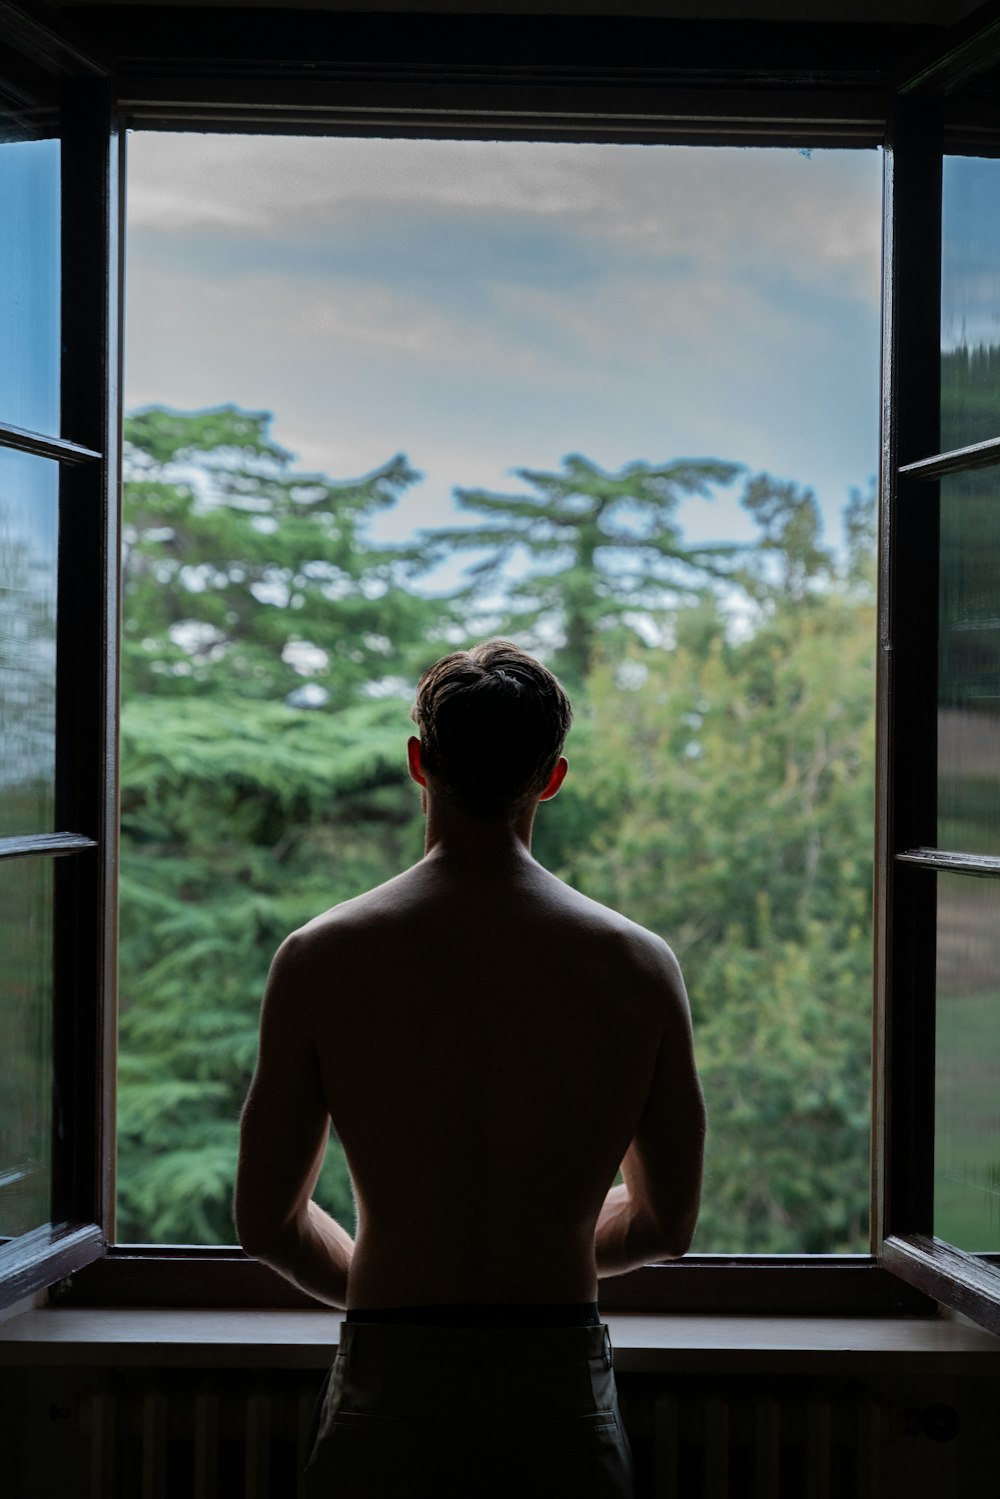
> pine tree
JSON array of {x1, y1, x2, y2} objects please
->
[
  {"x1": 117, "y1": 407, "x2": 442, "y2": 1242},
  {"x1": 426, "y1": 454, "x2": 745, "y2": 684}
]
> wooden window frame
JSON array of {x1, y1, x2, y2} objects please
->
[
  {"x1": 874, "y1": 8, "x2": 1000, "y2": 1337},
  {"x1": 0, "y1": 2, "x2": 120, "y2": 1306},
  {"x1": 6, "y1": 3, "x2": 1000, "y2": 1328}
]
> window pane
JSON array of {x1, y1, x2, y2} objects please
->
[
  {"x1": 0, "y1": 450, "x2": 58, "y2": 839},
  {"x1": 938, "y1": 468, "x2": 1000, "y2": 854},
  {"x1": 934, "y1": 871, "x2": 1000, "y2": 1252},
  {"x1": 0, "y1": 136, "x2": 60, "y2": 436},
  {"x1": 0, "y1": 856, "x2": 53, "y2": 1238},
  {"x1": 941, "y1": 155, "x2": 1000, "y2": 454}
]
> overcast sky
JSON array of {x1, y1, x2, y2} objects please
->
[{"x1": 124, "y1": 133, "x2": 883, "y2": 570}]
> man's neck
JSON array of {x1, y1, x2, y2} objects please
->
[{"x1": 421, "y1": 795, "x2": 538, "y2": 867}]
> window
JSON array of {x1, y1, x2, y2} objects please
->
[
  {"x1": 117, "y1": 132, "x2": 881, "y2": 1259},
  {"x1": 2, "y1": 4, "x2": 1000, "y2": 1333},
  {"x1": 876, "y1": 51, "x2": 1000, "y2": 1335},
  {"x1": 0, "y1": 38, "x2": 119, "y2": 1302}
]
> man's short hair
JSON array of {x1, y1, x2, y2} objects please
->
[{"x1": 411, "y1": 640, "x2": 573, "y2": 821}]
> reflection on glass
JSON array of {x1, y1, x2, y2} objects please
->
[
  {"x1": 935, "y1": 872, "x2": 1000, "y2": 1251},
  {"x1": 938, "y1": 469, "x2": 1000, "y2": 854},
  {"x1": 0, "y1": 450, "x2": 58, "y2": 839},
  {"x1": 0, "y1": 137, "x2": 60, "y2": 435},
  {"x1": 0, "y1": 857, "x2": 53, "y2": 1238}
]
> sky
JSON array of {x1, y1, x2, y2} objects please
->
[
  {"x1": 124, "y1": 133, "x2": 884, "y2": 577},
  {"x1": 943, "y1": 155, "x2": 1000, "y2": 352},
  {"x1": 0, "y1": 137, "x2": 60, "y2": 441}
]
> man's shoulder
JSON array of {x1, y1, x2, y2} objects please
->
[
  {"x1": 537, "y1": 868, "x2": 682, "y2": 983},
  {"x1": 271, "y1": 869, "x2": 417, "y2": 973}
]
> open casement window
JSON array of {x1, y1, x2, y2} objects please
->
[
  {"x1": 877, "y1": 11, "x2": 1000, "y2": 1338},
  {"x1": 3, "y1": 4, "x2": 1000, "y2": 1330},
  {"x1": 0, "y1": 9, "x2": 120, "y2": 1306}
]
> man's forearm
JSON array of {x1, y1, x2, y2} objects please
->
[
  {"x1": 248, "y1": 1201, "x2": 355, "y2": 1308},
  {"x1": 594, "y1": 1184, "x2": 644, "y2": 1277},
  {"x1": 594, "y1": 1183, "x2": 685, "y2": 1277}
]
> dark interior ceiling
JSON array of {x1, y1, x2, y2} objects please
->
[
  {"x1": 45, "y1": 0, "x2": 985, "y2": 19},
  {"x1": 9, "y1": 0, "x2": 999, "y2": 111}
]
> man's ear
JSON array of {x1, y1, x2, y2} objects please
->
[
  {"x1": 407, "y1": 735, "x2": 427, "y2": 787},
  {"x1": 539, "y1": 756, "x2": 568, "y2": 803}
]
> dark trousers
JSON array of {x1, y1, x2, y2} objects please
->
[{"x1": 305, "y1": 1320, "x2": 636, "y2": 1498}]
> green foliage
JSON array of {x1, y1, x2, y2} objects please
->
[
  {"x1": 118, "y1": 694, "x2": 425, "y2": 1241},
  {"x1": 545, "y1": 575, "x2": 876, "y2": 1251},
  {"x1": 0, "y1": 495, "x2": 56, "y2": 1233},
  {"x1": 0, "y1": 492, "x2": 54, "y2": 838},
  {"x1": 123, "y1": 403, "x2": 445, "y2": 703},
  {"x1": 117, "y1": 407, "x2": 430, "y2": 1241},
  {"x1": 430, "y1": 454, "x2": 746, "y2": 685},
  {"x1": 0, "y1": 859, "x2": 52, "y2": 1238},
  {"x1": 118, "y1": 403, "x2": 877, "y2": 1257},
  {"x1": 941, "y1": 343, "x2": 1000, "y2": 453}
]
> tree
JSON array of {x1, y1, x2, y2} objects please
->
[
  {"x1": 117, "y1": 405, "x2": 877, "y2": 1256},
  {"x1": 0, "y1": 499, "x2": 56, "y2": 1235},
  {"x1": 739, "y1": 473, "x2": 833, "y2": 604},
  {"x1": 542, "y1": 552, "x2": 876, "y2": 1251},
  {"x1": 0, "y1": 486, "x2": 55, "y2": 837},
  {"x1": 425, "y1": 455, "x2": 745, "y2": 684},
  {"x1": 118, "y1": 693, "x2": 420, "y2": 1241},
  {"x1": 123, "y1": 404, "x2": 440, "y2": 703},
  {"x1": 117, "y1": 407, "x2": 440, "y2": 1242}
]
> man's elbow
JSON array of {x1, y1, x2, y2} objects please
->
[
  {"x1": 656, "y1": 1223, "x2": 697, "y2": 1262},
  {"x1": 627, "y1": 1205, "x2": 697, "y2": 1266},
  {"x1": 236, "y1": 1219, "x2": 271, "y2": 1261},
  {"x1": 234, "y1": 1183, "x2": 283, "y2": 1261},
  {"x1": 234, "y1": 1206, "x2": 265, "y2": 1260}
]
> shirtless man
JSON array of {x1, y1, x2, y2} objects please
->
[{"x1": 235, "y1": 639, "x2": 705, "y2": 1497}]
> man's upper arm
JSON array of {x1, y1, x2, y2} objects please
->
[
  {"x1": 620, "y1": 939, "x2": 705, "y2": 1260},
  {"x1": 234, "y1": 935, "x2": 332, "y2": 1254}
]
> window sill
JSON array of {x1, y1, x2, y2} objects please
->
[{"x1": 2, "y1": 1307, "x2": 999, "y2": 1373}]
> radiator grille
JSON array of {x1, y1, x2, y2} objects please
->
[
  {"x1": 618, "y1": 1375, "x2": 888, "y2": 1499},
  {"x1": 79, "y1": 1371, "x2": 320, "y2": 1499},
  {"x1": 77, "y1": 1369, "x2": 889, "y2": 1498}
]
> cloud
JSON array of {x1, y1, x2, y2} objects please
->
[
  {"x1": 127, "y1": 134, "x2": 598, "y2": 230},
  {"x1": 128, "y1": 134, "x2": 882, "y2": 304},
  {"x1": 125, "y1": 133, "x2": 880, "y2": 558}
]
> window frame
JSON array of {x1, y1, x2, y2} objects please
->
[
  {"x1": 874, "y1": 29, "x2": 1000, "y2": 1337},
  {"x1": 6, "y1": 4, "x2": 1000, "y2": 1328},
  {"x1": 0, "y1": 8, "x2": 120, "y2": 1306}
]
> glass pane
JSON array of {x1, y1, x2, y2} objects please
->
[
  {"x1": 0, "y1": 136, "x2": 60, "y2": 436},
  {"x1": 0, "y1": 856, "x2": 53, "y2": 1238},
  {"x1": 935, "y1": 872, "x2": 1000, "y2": 1252},
  {"x1": 941, "y1": 155, "x2": 1000, "y2": 454},
  {"x1": 0, "y1": 450, "x2": 58, "y2": 839},
  {"x1": 938, "y1": 468, "x2": 1000, "y2": 854}
]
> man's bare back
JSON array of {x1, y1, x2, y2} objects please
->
[{"x1": 235, "y1": 642, "x2": 704, "y2": 1314}]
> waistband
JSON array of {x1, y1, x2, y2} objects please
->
[
  {"x1": 336, "y1": 1319, "x2": 614, "y2": 1368},
  {"x1": 345, "y1": 1301, "x2": 600, "y2": 1328}
]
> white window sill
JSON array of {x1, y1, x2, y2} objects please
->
[{"x1": 2, "y1": 1308, "x2": 999, "y2": 1372}]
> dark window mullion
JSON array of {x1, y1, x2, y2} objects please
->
[
  {"x1": 0, "y1": 834, "x2": 97, "y2": 861},
  {"x1": 0, "y1": 421, "x2": 101, "y2": 465},
  {"x1": 897, "y1": 849, "x2": 1000, "y2": 876},
  {"x1": 900, "y1": 435, "x2": 1000, "y2": 480},
  {"x1": 875, "y1": 96, "x2": 942, "y2": 1255}
]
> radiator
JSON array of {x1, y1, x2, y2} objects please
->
[
  {"x1": 79, "y1": 1372, "x2": 320, "y2": 1499},
  {"x1": 616, "y1": 1378, "x2": 889, "y2": 1499},
  {"x1": 77, "y1": 1370, "x2": 889, "y2": 1498}
]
